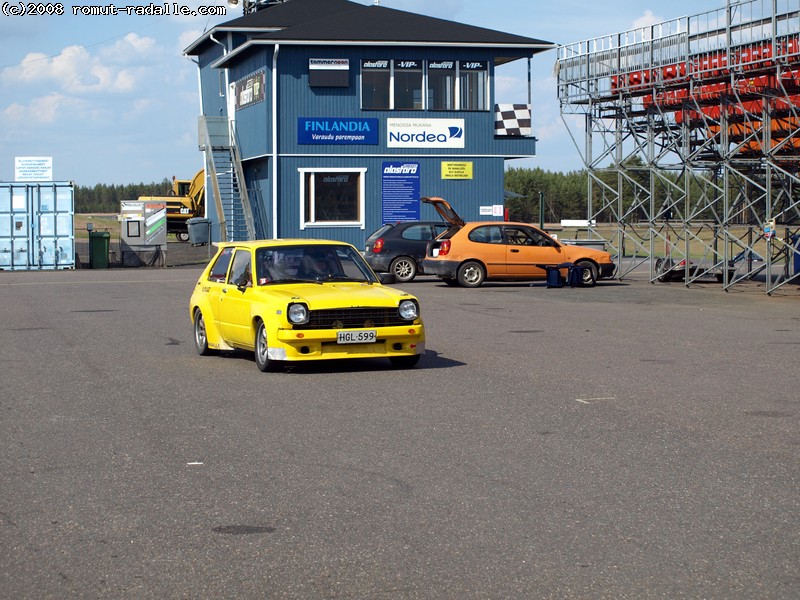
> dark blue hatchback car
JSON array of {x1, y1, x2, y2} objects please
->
[{"x1": 364, "y1": 221, "x2": 450, "y2": 282}]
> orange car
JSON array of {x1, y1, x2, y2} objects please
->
[{"x1": 421, "y1": 197, "x2": 616, "y2": 287}]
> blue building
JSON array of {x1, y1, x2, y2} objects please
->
[{"x1": 184, "y1": 0, "x2": 553, "y2": 246}]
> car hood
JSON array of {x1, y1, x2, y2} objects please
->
[
  {"x1": 559, "y1": 245, "x2": 614, "y2": 263},
  {"x1": 257, "y1": 282, "x2": 414, "y2": 307}
]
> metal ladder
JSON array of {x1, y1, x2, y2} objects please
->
[{"x1": 198, "y1": 116, "x2": 256, "y2": 242}]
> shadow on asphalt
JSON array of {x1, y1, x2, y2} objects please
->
[{"x1": 193, "y1": 349, "x2": 464, "y2": 373}]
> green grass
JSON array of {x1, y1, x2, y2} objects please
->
[{"x1": 74, "y1": 214, "x2": 120, "y2": 239}]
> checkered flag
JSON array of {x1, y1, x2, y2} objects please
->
[{"x1": 494, "y1": 104, "x2": 532, "y2": 136}]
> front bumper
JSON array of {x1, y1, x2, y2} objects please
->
[
  {"x1": 599, "y1": 262, "x2": 616, "y2": 279},
  {"x1": 421, "y1": 259, "x2": 459, "y2": 280},
  {"x1": 268, "y1": 323, "x2": 425, "y2": 361}
]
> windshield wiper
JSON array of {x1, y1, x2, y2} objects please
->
[
  {"x1": 269, "y1": 278, "x2": 313, "y2": 284},
  {"x1": 324, "y1": 275, "x2": 369, "y2": 283}
]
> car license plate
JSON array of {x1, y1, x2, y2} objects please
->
[{"x1": 337, "y1": 330, "x2": 377, "y2": 344}]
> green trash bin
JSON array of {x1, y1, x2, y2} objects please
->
[{"x1": 89, "y1": 231, "x2": 110, "y2": 269}]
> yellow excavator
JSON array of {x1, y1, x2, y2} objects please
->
[{"x1": 138, "y1": 169, "x2": 205, "y2": 242}]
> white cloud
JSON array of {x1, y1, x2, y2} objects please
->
[
  {"x1": 2, "y1": 93, "x2": 83, "y2": 125},
  {"x1": 1, "y1": 34, "x2": 159, "y2": 94},
  {"x1": 179, "y1": 29, "x2": 205, "y2": 52},
  {"x1": 100, "y1": 33, "x2": 158, "y2": 64},
  {"x1": 632, "y1": 10, "x2": 663, "y2": 30}
]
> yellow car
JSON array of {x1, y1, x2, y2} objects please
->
[{"x1": 190, "y1": 240, "x2": 425, "y2": 371}]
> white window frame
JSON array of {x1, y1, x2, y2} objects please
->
[
  {"x1": 298, "y1": 167, "x2": 367, "y2": 230},
  {"x1": 359, "y1": 59, "x2": 490, "y2": 112}
]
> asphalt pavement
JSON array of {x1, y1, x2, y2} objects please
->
[{"x1": 1, "y1": 267, "x2": 798, "y2": 599}]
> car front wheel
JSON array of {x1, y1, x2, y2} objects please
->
[
  {"x1": 193, "y1": 309, "x2": 214, "y2": 356},
  {"x1": 575, "y1": 260, "x2": 598, "y2": 286},
  {"x1": 390, "y1": 354, "x2": 421, "y2": 368},
  {"x1": 457, "y1": 261, "x2": 485, "y2": 287},
  {"x1": 255, "y1": 320, "x2": 281, "y2": 372},
  {"x1": 391, "y1": 256, "x2": 417, "y2": 282}
]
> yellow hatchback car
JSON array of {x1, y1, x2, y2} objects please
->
[{"x1": 190, "y1": 240, "x2": 425, "y2": 371}]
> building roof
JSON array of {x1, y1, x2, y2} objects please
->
[{"x1": 185, "y1": 0, "x2": 554, "y2": 60}]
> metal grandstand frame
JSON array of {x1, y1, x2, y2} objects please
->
[{"x1": 557, "y1": 0, "x2": 800, "y2": 294}]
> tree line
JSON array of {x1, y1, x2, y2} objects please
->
[
  {"x1": 504, "y1": 160, "x2": 720, "y2": 224},
  {"x1": 73, "y1": 171, "x2": 592, "y2": 217},
  {"x1": 75, "y1": 163, "x2": 716, "y2": 222},
  {"x1": 75, "y1": 179, "x2": 172, "y2": 213}
]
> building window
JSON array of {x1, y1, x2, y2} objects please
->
[
  {"x1": 361, "y1": 59, "x2": 390, "y2": 109},
  {"x1": 299, "y1": 168, "x2": 367, "y2": 229},
  {"x1": 361, "y1": 59, "x2": 489, "y2": 111},
  {"x1": 394, "y1": 60, "x2": 423, "y2": 109},
  {"x1": 427, "y1": 60, "x2": 456, "y2": 110},
  {"x1": 459, "y1": 61, "x2": 488, "y2": 111}
]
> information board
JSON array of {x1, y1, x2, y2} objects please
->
[{"x1": 381, "y1": 162, "x2": 420, "y2": 223}]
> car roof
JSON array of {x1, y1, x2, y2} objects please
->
[
  {"x1": 393, "y1": 220, "x2": 448, "y2": 227},
  {"x1": 215, "y1": 239, "x2": 352, "y2": 250},
  {"x1": 468, "y1": 222, "x2": 542, "y2": 228}
]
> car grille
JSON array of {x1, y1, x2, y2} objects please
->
[{"x1": 299, "y1": 307, "x2": 404, "y2": 330}]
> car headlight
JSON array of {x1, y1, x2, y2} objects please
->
[
  {"x1": 398, "y1": 299, "x2": 419, "y2": 321},
  {"x1": 288, "y1": 303, "x2": 309, "y2": 325}
]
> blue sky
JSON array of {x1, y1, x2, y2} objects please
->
[{"x1": 0, "y1": 0, "x2": 722, "y2": 185}]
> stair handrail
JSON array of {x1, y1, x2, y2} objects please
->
[
  {"x1": 198, "y1": 115, "x2": 229, "y2": 241},
  {"x1": 228, "y1": 120, "x2": 256, "y2": 241}
]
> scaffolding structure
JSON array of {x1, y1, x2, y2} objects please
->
[{"x1": 557, "y1": 0, "x2": 800, "y2": 293}]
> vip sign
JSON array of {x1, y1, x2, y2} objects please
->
[{"x1": 387, "y1": 119, "x2": 465, "y2": 148}]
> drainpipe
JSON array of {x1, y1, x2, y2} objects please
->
[
  {"x1": 208, "y1": 33, "x2": 229, "y2": 240},
  {"x1": 187, "y1": 55, "x2": 206, "y2": 219},
  {"x1": 527, "y1": 56, "x2": 532, "y2": 107},
  {"x1": 272, "y1": 44, "x2": 279, "y2": 239}
]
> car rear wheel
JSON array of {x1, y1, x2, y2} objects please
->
[
  {"x1": 575, "y1": 260, "x2": 597, "y2": 286},
  {"x1": 177, "y1": 232, "x2": 190, "y2": 243},
  {"x1": 390, "y1": 256, "x2": 417, "y2": 282},
  {"x1": 193, "y1": 309, "x2": 214, "y2": 356},
  {"x1": 457, "y1": 261, "x2": 485, "y2": 287},
  {"x1": 655, "y1": 258, "x2": 674, "y2": 282},
  {"x1": 390, "y1": 354, "x2": 421, "y2": 368},
  {"x1": 254, "y1": 320, "x2": 279, "y2": 372}
]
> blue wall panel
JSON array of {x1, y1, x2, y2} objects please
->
[
  {"x1": 196, "y1": 37, "x2": 535, "y2": 244},
  {"x1": 274, "y1": 156, "x2": 504, "y2": 248}
]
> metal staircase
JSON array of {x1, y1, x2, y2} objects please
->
[{"x1": 198, "y1": 116, "x2": 257, "y2": 242}]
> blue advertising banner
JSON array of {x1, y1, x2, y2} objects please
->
[
  {"x1": 298, "y1": 117, "x2": 379, "y2": 145},
  {"x1": 381, "y1": 162, "x2": 421, "y2": 223}
]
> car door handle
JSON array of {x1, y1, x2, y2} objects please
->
[
  {"x1": 510, "y1": 248, "x2": 520, "y2": 253},
  {"x1": 222, "y1": 288, "x2": 227, "y2": 293}
]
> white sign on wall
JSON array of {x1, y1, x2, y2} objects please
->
[
  {"x1": 15, "y1": 157, "x2": 53, "y2": 182},
  {"x1": 387, "y1": 118, "x2": 465, "y2": 148}
]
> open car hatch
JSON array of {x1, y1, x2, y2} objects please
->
[{"x1": 422, "y1": 196, "x2": 465, "y2": 227}]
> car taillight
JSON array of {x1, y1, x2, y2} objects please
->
[
  {"x1": 372, "y1": 238, "x2": 384, "y2": 253},
  {"x1": 439, "y1": 239, "x2": 451, "y2": 256}
]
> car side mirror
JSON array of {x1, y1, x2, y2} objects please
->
[
  {"x1": 235, "y1": 275, "x2": 250, "y2": 290},
  {"x1": 378, "y1": 272, "x2": 396, "y2": 285}
]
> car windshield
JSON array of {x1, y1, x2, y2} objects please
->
[{"x1": 255, "y1": 244, "x2": 378, "y2": 284}]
